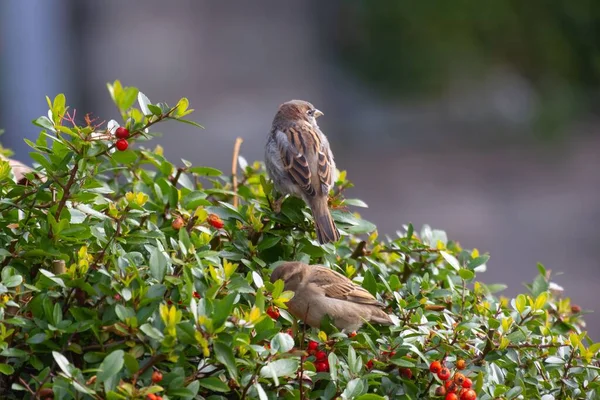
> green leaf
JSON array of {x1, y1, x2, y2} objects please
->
[
  {"x1": 356, "y1": 395, "x2": 385, "y2": 400},
  {"x1": 0, "y1": 364, "x2": 14, "y2": 375},
  {"x1": 53, "y1": 351, "x2": 72, "y2": 378},
  {"x1": 148, "y1": 245, "x2": 168, "y2": 282},
  {"x1": 440, "y1": 251, "x2": 460, "y2": 270},
  {"x1": 260, "y1": 359, "x2": 299, "y2": 379},
  {"x1": 198, "y1": 377, "x2": 230, "y2": 392},
  {"x1": 342, "y1": 378, "x2": 364, "y2": 399},
  {"x1": 2, "y1": 275, "x2": 23, "y2": 288},
  {"x1": 97, "y1": 350, "x2": 125, "y2": 382},
  {"x1": 214, "y1": 342, "x2": 238, "y2": 381},
  {"x1": 270, "y1": 333, "x2": 294, "y2": 353},
  {"x1": 362, "y1": 270, "x2": 377, "y2": 296},
  {"x1": 458, "y1": 269, "x2": 475, "y2": 281},
  {"x1": 213, "y1": 293, "x2": 237, "y2": 330}
]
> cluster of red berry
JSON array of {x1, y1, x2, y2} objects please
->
[
  {"x1": 307, "y1": 340, "x2": 330, "y2": 372},
  {"x1": 114, "y1": 127, "x2": 130, "y2": 151},
  {"x1": 430, "y1": 360, "x2": 476, "y2": 400}
]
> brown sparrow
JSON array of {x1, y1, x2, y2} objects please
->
[
  {"x1": 265, "y1": 100, "x2": 340, "y2": 244},
  {"x1": 270, "y1": 261, "x2": 393, "y2": 331}
]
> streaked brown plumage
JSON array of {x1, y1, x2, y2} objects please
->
[
  {"x1": 265, "y1": 100, "x2": 340, "y2": 244},
  {"x1": 270, "y1": 261, "x2": 393, "y2": 331}
]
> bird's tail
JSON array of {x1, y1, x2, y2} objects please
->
[
  {"x1": 310, "y1": 199, "x2": 340, "y2": 244},
  {"x1": 369, "y1": 309, "x2": 394, "y2": 326}
]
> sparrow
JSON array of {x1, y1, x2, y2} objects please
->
[
  {"x1": 270, "y1": 261, "x2": 393, "y2": 331},
  {"x1": 265, "y1": 100, "x2": 340, "y2": 244}
]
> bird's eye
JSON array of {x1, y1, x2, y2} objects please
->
[{"x1": 307, "y1": 109, "x2": 315, "y2": 117}]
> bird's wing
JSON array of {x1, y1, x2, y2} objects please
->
[
  {"x1": 307, "y1": 266, "x2": 384, "y2": 307},
  {"x1": 274, "y1": 125, "x2": 317, "y2": 198},
  {"x1": 316, "y1": 145, "x2": 333, "y2": 196}
]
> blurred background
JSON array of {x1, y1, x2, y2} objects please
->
[{"x1": 1, "y1": 1, "x2": 599, "y2": 336}]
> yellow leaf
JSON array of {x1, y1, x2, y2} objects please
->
[
  {"x1": 125, "y1": 192, "x2": 136, "y2": 203},
  {"x1": 248, "y1": 306, "x2": 261, "y2": 323},
  {"x1": 499, "y1": 336, "x2": 510, "y2": 350},
  {"x1": 515, "y1": 294, "x2": 527, "y2": 314},
  {"x1": 154, "y1": 144, "x2": 164, "y2": 156},
  {"x1": 471, "y1": 248, "x2": 479, "y2": 258},
  {"x1": 318, "y1": 331, "x2": 328, "y2": 342},
  {"x1": 534, "y1": 292, "x2": 549, "y2": 311},
  {"x1": 223, "y1": 260, "x2": 239, "y2": 280}
]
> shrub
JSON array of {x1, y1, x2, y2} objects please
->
[{"x1": 0, "y1": 82, "x2": 598, "y2": 399}]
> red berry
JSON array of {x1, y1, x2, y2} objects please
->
[
  {"x1": 207, "y1": 213, "x2": 224, "y2": 229},
  {"x1": 147, "y1": 395, "x2": 157, "y2": 400},
  {"x1": 430, "y1": 360, "x2": 442, "y2": 374},
  {"x1": 456, "y1": 359, "x2": 466, "y2": 370},
  {"x1": 307, "y1": 341, "x2": 319, "y2": 351},
  {"x1": 460, "y1": 389, "x2": 476, "y2": 400},
  {"x1": 571, "y1": 304, "x2": 582, "y2": 314},
  {"x1": 115, "y1": 127, "x2": 129, "y2": 139},
  {"x1": 151, "y1": 370, "x2": 163, "y2": 383},
  {"x1": 115, "y1": 139, "x2": 128, "y2": 151},
  {"x1": 438, "y1": 367, "x2": 451, "y2": 381},
  {"x1": 315, "y1": 361, "x2": 329, "y2": 372},
  {"x1": 445, "y1": 393, "x2": 458, "y2": 400},
  {"x1": 285, "y1": 328, "x2": 294, "y2": 337},
  {"x1": 435, "y1": 386, "x2": 447, "y2": 396},
  {"x1": 266, "y1": 306, "x2": 280, "y2": 320},
  {"x1": 365, "y1": 359, "x2": 374, "y2": 370},
  {"x1": 462, "y1": 378, "x2": 473, "y2": 388},
  {"x1": 113, "y1": 294, "x2": 121, "y2": 301},
  {"x1": 193, "y1": 291, "x2": 201, "y2": 299},
  {"x1": 315, "y1": 351, "x2": 327, "y2": 361},
  {"x1": 348, "y1": 331, "x2": 357, "y2": 338},
  {"x1": 399, "y1": 368, "x2": 413, "y2": 379}
]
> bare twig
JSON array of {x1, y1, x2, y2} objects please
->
[{"x1": 231, "y1": 137, "x2": 244, "y2": 208}]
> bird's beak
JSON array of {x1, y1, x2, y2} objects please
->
[{"x1": 314, "y1": 109, "x2": 324, "y2": 118}]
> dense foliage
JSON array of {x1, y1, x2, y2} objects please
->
[{"x1": 0, "y1": 83, "x2": 598, "y2": 399}]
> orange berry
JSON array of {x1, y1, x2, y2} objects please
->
[
  {"x1": 453, "y1": 372, "x2": 466, "y2": 385},
  {"x1": 435, "y1": 386, "x2": 447, "y2": 396},
  {"x1": 348, "y1": 331, "x2": 357, "y2": 338},
  {"x1": 147, "y1": 394, "x2": 157, "y2": 400},
  {"x1": 430, "y1": 360, "x2": 442, "y2": 374},
  {"x1": 456, "y1": 359, "x2": 466, "y2": 370},
  {"x1": 171, "y1": 216, "x2": 185, "y2": 230},
  {"x1": 445, "y1": 393, "x2": 458, "y2": 400},
  {"x1": 445, "y1": 380, "x2": 458, "y2": 393},
  {"x1": 207, "y1": 213, "x2": 224, "y2": 229}
]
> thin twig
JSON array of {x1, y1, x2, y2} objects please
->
[{"x1": 231, "y1": 137, "x2": 243, "y2": 208}]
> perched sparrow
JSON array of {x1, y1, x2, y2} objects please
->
[
  {"x1": 265, "y1": 100, "x2": 340, "y2": 244},
  {"x1": 270, "y1": 261, "x2": 393, "y2": 331}
]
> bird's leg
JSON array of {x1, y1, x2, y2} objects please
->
[{"x1": 269, "y1": 195, "x2": 286, "y2": 213}]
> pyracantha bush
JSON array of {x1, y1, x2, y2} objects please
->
[{"x1": 0, "y1": 82, "x2": 598, "y2": 400}]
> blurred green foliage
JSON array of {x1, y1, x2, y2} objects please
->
[{"x1": 334, "y1": 1, "x2": 599, "y2": 133}]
